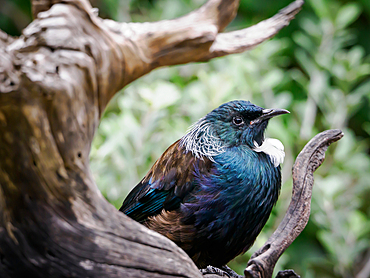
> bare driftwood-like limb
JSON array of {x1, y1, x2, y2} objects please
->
[
  {"x1": 204, "y1": 0, "x2": 304, "y2": 60},
  {"x1": 0, "y1": 0, "x2": 326, "y2": 277},
  {"x1": 104, "y1": 0, "x2": 304, "y2": 87},
  {"x1": 244, "y1": 129, "x2": 344, "y2": 278}
]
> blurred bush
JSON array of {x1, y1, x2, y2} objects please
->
[{"x1": 2, "y1": 0, "x2": 370, "y2": 277}]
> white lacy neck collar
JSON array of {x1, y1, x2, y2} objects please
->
[{"x1": 180, "y1": 118, "x2": 226, "y2": 162}]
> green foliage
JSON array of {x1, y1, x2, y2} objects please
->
[{"x1": 2, "y1": 0, "x2": 370, "y2": 277}]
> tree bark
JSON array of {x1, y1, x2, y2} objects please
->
[{"x1": 0, "y1": 0, "x2": 342, "y2": 278}]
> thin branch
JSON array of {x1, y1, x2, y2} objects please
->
[
  {"x1": 244, "y1": 129, "x2": 344, "y2": 278},
  {"x1": 204, "y1": 0, "x2": 304, "y2": 60}
]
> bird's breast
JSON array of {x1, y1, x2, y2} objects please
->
[{"x1": 180, "y1": 146, "x2": 282, "y2": 265}]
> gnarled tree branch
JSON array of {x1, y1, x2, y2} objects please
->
[
  {"x1": 27, "y1": 0, "x2": 303, "y2": 110},
  {"x1": 104, "y1": 0, "x2": 303, "y2": 88}
]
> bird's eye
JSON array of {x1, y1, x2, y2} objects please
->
[{"x1": 232, "y1": 116, "x2": 244, "y2": 126}]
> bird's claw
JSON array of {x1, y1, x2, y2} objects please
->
[
  {"x1": 200, "y1": 265, "x2": 228, "y2": 277},
  {"x1": 200, "y1": 265, "x2": 243, "y2": 278},
  {"x1": 276, "y1": 269, "x2": 300, "y2": 278}
]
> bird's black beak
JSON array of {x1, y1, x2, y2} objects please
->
[{"x1": 250, "y1": 108, "x2": 290, "y2": 125}]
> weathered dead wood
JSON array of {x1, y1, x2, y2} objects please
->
[
  {"x1": 31, "y1": 0, "x2": 95, "y2": 19},
  {"x1": 202, "y1": 0, "x2": 304, "y2": 60},
  {"x1": 0, "y1": 31, "x2": 16, "y2": 93},
  {"x1": 0, "y1": 0, "x2": 341, "y2": 277},
  {"x1": 0, "y1": 30, "x2": 14, "y2": 45},
  {"x1": 104, "y1": 0, "x2": 304, "y2": 89}
]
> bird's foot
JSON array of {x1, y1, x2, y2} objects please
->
[
  {"x1": 200, "y1": 265, "x2": 243, "y2": 278},
  {"x1": 276, "y1": 269, "x2": 300, "y2": 278}
]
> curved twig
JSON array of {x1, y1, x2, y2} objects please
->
[{"x1": 244, "y1": 129, "x2": 344, "y2": 278}]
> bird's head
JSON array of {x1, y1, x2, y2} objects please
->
[
  {"x1": 205, "y1": 100, "x2": 289, "y2": 147},
  {"x1": 180, "y1": 100, "x2": 289, "y2": 160}
]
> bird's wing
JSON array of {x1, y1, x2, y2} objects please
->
[{"x1": 119, "y1": 140, "x2": 212, "y2": 223}]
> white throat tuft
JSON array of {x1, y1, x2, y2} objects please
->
[{"x1": 253, "y1": 138, "x2": 285, "y2": 167}]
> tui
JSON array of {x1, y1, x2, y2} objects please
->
[{"x1": 120, "y1": 100, "x2": 289, "y2": 277}]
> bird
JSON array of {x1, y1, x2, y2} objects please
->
[{"x1": 119, "y1": 100, "x2": 289, "y2": 276}]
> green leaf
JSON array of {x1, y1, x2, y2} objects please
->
[
  {"x1": 335, "y1": 3, "x2": 361, "y2": 29},
  {"x1": 308, "y1": 0, "x2": 332, "y2": 20}
]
